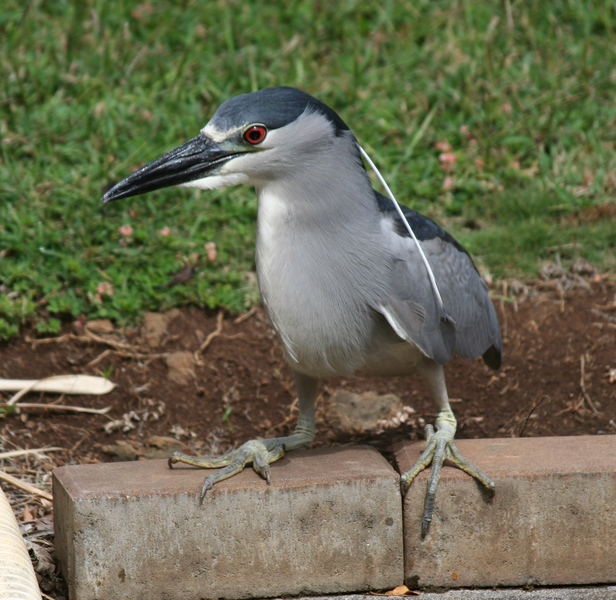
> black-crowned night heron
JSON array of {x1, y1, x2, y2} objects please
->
[{"x1": 102, "y1": 86, "x2": 502, "y2": 536}]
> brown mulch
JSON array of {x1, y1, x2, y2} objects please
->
[{"x1": 1, "y1": 270, "x2": 615, "y2": 599}]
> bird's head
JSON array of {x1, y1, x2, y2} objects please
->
[{"x1": 101, "y1": 86, "x2": 353, "y2": 203}]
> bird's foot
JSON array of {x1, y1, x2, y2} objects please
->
[
  {"x1": 400, "y1": 408, "x2": 495, "y2": 537},
  {"x1": 168, "y1": 439, "x2": 285, "y2": 502}
]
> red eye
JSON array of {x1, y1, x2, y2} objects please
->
[{"x1": 243, "y1": 125, "x2": 267, "y2": 144}]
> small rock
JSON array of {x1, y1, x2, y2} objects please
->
[
  {"x1": 141, "y1": 309, "x2": 181, "y2": 348},
  {"x1": 103, "y1": 440, "x2": 139, "y2": 462},
  {"x1": 165, "y1": 308, "x2": 181, "y2": 321},
  {"x1": 86, "y1": 319, "x2": 115, "y2": 334},
  {"x1": 329, "y1": 389, "x2": 403, "y2": 432},
  {"x1": 147, "y1": 435, "x2": 187, "y2": 450},
  {"x1": 145, "y1": 435, "x2": 195, "y2": 459},
  {"x1": 166, "y1": 351, "x2": 196, "y2": 385},
  {"x1": 142, "y1": 312, "x2": 170, "y2": 348}
]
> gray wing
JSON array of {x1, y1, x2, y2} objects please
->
[{"x1": 374, "y1": 193, "x2": 502, "y2": 368}]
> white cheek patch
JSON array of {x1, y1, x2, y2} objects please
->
[{"x1": 179, "y1": 173, "x2": 250, "y2": 190}]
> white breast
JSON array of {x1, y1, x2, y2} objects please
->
[
  {"x1": 255, "y1": 187, "x2": 302, "y2": 362},
  {"x1": 255, "y1": 187, "x2": 292, "y2": 282},
  {"x1": 253, "y1": 185, "x2": 391, "y2": 377}
]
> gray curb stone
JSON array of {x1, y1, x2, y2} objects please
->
[
  {"x1": 53, "y1": 446, "x2": 403, "y2": 600},
  {"x1": 288, "y1": 589, "x2": 616, "y2": 600},
  {"x1": 395, "y1": 435, "x2": 616, "y2": 589}
]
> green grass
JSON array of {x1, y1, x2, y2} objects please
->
[{"x1": 1, "y1": 0, "x2": 616, "y2": 338}]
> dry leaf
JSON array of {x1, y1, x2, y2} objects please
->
[
  {"x1": 28, "y1": 541, "x2": 56, "y2": 577},
  {"x1": 370, "y1": 584, "x2": 419, "y2": 596},
  {"x1": 23, "y1": 505, "x2": 33, "y2": 521}
]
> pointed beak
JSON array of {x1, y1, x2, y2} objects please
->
[{"x1": 101, "y1": 134, "x2": 241, "y2": 203}]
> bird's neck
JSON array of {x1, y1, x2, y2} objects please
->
[{"x1": 255, "y1": 146, "x2": 377, "y2": 229}]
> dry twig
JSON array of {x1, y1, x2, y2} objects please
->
[
  {"x1": 0, "y1": 447, "x2": 63, "y2": 461},
  {"x1": 27, "y1": 329, "x2": 172, "y2": 368},
  {"x1": 234, "y1": 306, "x2": 259, "y2": 324},
  {"x1": 2, "y1": 375, "x2": 115, "y2": 405},
  {"x1": 579, "y1": 354, "x2": 600, "y2": 415},
  {"x1": 86, "y1": 348, "x2": 113, "y2": 367},
  {"x1": 29, "y1": 329, "x2": 144, "y2": 352},
  {"x1": 3, "y1": 376, "x2": 115, "y2": 415},
  {"x1": 591, "y1": 308, "x2": 616, "y2": 324},
  {"x1": 265, "y1": 397, "x2": 299, "y2": 436},
  {"x1": 501, "y1": 395, "x2": 550, "y2": 437},
  {"x1": 4, "y1": 403, "x2": 112, "y2": 415},
  {"x1": 27, "y1": 333, "x2": 73, "y2": 346},
  {"x1": 83, "y1": 328, "x2": 135, "y2": 350},
  {"x1": 195, "y1": 310, "x2": 224, "y2": 357},
  {"x1": 6, "y1": 380, "x2": 42, "y2": 406},
  {"x1": 518, "y1": 395, "x2": 549, "y2": 437},
  {"x1": 0, "y1": 470, "x2": 53, "y2": 501},
  {"x1": 86, "y1": 348, "x2": 168, "y2": 367}
]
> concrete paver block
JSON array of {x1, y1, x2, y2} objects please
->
[
  {"x1": 291, "y1": 587, "x2": 616, "y2": 600},
  {"x1": 395, "y1": 435, "x2": 616, "y2": 589},
  {"x1": 54, "y1": 446, "x2": 403, "y2": 600}
]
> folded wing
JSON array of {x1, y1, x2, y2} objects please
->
[{"x1": 374, "y1": 192, "x2": 502, "y2": 368}]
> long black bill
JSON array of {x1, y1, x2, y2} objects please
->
[{"x1": 101, "y1": 135, "x2": 237, "y2": 203}]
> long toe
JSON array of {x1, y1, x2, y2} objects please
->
[
  {"x1": 447, "y1": 440, "x2": 495, "y2": 495},
  {"x1": 167, "y1": 439, "x2": 286, "y2": 500},
  {"x1": 400, "y1": 432, "x2": 437, "y2": 494},
  {"x1": 401, "y1": 425, "x2": 494, "y2": 537},
  {"x1": 199, "y1": 460, "x2": 249, "y2": 501}
]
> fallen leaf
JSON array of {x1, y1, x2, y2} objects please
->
[
  {"x1": 370, "y1": 584, "x2": 419, "y2": 596},
  {"x1": 27, "y1": 540, "x2": 55, "y2": 577},
  {"x1": 23, "y1": 505, "x2": 33, "y2": 521}
]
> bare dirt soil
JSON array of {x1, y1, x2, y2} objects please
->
[{"x1": 1, "y1": 269, "x2": 616, "y2": 599}]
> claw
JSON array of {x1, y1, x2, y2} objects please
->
[
  {"x1": 253, "y1": 453, "x2": 271, "y2": 483},
  {"x1": 200, "y1": 477, "x2": 214, "y2": 502},
  {"x1": 401, "y1": 408, "x2": 494, "y2": 537},
  {"x1": 421, "y1": 515, "x2": 431, "y2": 538},
  {"x1": 167, "y1": 425, "x2": 313, "y2": 500},
  {"x1": 167, "y1": 439, "x2": 291, "y2": 500}
]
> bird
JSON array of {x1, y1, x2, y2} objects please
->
[
  {"x1": 101, "y1": 86, "x2": 502, "y2": 537},
  {"x1": 155, "y1": 263, "x2": 198, "y2": 289}
]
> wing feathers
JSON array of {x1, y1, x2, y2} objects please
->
[
  {"x1": 377, "y1": 207, "x2": 502, "y2": 369},
  {"x1": 378, "y1": 299, "x2": 456, "y2": 365}
]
